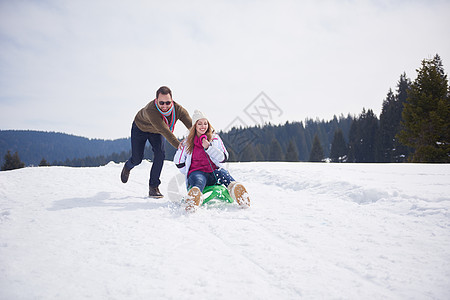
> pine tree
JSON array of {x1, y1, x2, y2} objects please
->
[
  {"x1": 227, "y1": 147, "x2": 237, "y2": 162},
  {"x1": 393, "y1": 73, "x2": 412, "y2": 161},
  {"x1": 296, "y1": 127, "x2": 309, "y2": 161},
  {"x1": 348, "y1": 109, "x2": 379, "y2": 162},
  {"x1": 39, "y1": 158, "x2": 51, "y2": 166},
  {"x1": 285, "y1": 140, "x2": 299, "y2": 162},
  {"x1": 377, "y1": 89, "x2": 396, "y2": 162},
  {"x1": 309, "y1": 134, "x2": 324, "y2": 162},
  {"x1": 254, "y1": 145, "x2": 265, "y2": 161},
  {"x1": 240, "y1": 144, "x2": 257, "y2": 162},
  {"x1": 1, "y1": 151, "x2": 25, "y2": 171},
  {"x1": 397, "y1": 54, "x2": 450, "y2": 162},
  {"x1": 330, "y1": 129, "x2": 347, "y2": 162},
  {"x1": 268, "y1": 138, "x2": 284, "y2": 161},
  {"x1": 377, "y1": 74, "x2": 412, "y2": 162}
]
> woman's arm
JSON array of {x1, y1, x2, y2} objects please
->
[{"x1": 205, "y1": 134, "x2": 228, "y2": 163}]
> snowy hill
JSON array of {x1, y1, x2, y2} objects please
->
[{"x1": 1, "y1": 161, "x2": 449, "y2": 299}]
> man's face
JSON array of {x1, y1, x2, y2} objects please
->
[{"x1": 157, "y1": 93, "x2": 172, "y2": 112}]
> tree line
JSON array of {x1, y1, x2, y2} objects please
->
[
  {"x1": 344, "y1": 54, "x2": 448, "y2": 163},
  {"x1": 0, "y1": 130, "x2": 129, "y2": 166},
  {"x1": 2, "y1": 54, "x2": 449, "y2": 170},
  {"x1": 220, "y1": 54, "x2": 448, "y2": 163},
  {"x1": 219, "y1": 115, "x2": 353, "y2": 162}
]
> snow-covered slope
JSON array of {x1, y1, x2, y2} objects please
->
[{"x1": 1, "y1": 161, "x2": 449, "y2": 299}]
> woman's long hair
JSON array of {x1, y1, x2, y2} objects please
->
[{"x1": 186, "y1": 119, "x2": 215, "y2": 154}]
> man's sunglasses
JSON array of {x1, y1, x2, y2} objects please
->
[{"x1": 159, "y1": 101, "x2": 172, "y2": 106}]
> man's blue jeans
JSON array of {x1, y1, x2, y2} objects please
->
[
  {"x1": 188, "y1": 169, "x2": 235, "y2": 192},
  {"x1": 125, "y1": 122, "x2": 165, "y2": 188}
]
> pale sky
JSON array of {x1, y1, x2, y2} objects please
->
[{"x1": 1, "y1": 0, "x2": 449, "y2": 140}]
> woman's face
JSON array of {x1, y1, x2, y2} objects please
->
[{"x1": 195, "y1": 118, "x2": 208, "y2": 136}]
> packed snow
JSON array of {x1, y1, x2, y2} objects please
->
[{"x1": 0, "y1": 161, "x2": 449, "y2": 299}]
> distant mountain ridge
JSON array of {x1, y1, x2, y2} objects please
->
[
  {"x1": 0, "y1": 130, "x2": 130, "y2": 165},
  {"x1": 1, "y1": 115, "x2": 354, "y2": 166}
]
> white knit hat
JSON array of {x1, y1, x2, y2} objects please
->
[{"x1": 191, "y1": 109, "x2": 208, "y2": 125}]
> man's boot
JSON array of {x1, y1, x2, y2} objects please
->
[
  {"x1": 121, "y1": 164, "x2": 131, "y2": 183},
  {"x1": 149, "y1": 186, "x2": 164, "y2": 198}
]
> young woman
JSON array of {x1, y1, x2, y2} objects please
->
[{"x1": 174, "y1": 110, "x2": 250, "y2": 211}]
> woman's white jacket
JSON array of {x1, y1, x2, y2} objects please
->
[{"x1": 174, "y1": 133, "x2": 229, "y2": 180}]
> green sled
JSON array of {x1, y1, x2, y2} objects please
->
[{"x1": 188, "y1": 185, "x2": 234, "y2": 205}]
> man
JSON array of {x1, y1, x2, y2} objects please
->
[{"x1": 121, "y1": 86, "x2": 192, "y2": 198}]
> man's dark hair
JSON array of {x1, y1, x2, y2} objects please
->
[{"x1": 156, "y1": 86, "x2": 172, "y2": 99}]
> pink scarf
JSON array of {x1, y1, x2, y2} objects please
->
[{"x1": 155, "y1": 100, "x2": 176, "y2": 132}]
